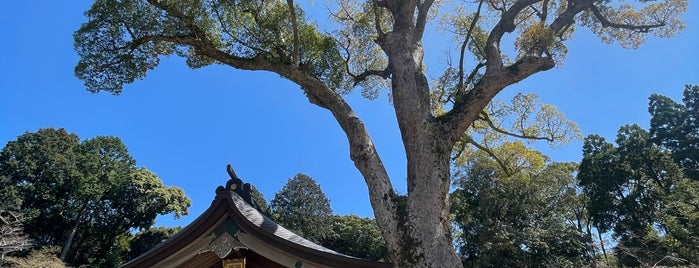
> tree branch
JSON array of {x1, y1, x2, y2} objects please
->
[
  {"x1": 272, "y1": 66, "x2": 402, "y2": 254},
  {"x1": 352, "y1": 68, "x2": 392, "y2": 86},
  {"x1": 143, "y1": 0, "x2": 403, "y2": 253},
  {"x1": 286, "y1": 0, "x2": 301, "y2": 65},
  {"x1": 457, "y1": 0, "x2": 485, "y2": 92},
  {"x1": 440, "y1": 54, "x2": 554, "y2": 146},
  {"x1": 461, "y1": 135, "x2": 513, "y2": 175},
  {"x1": 210, "y1": 1, "x2": 268, "y2": 54},
  {"x1": 590, "y1": 4, "x2": 665, "y2": 33},
  {"x1": 484, "y1": 0, "x2": 542, "y2": 71},
  {"x1": 477, "y1": 111, "x2": 555, "y2": 142},
  {"x1": 548, "y1": 0, "x2": 588, "y2": 35},
  {"x1": 414, "y1": 0, "x2": 435, "y2": 41}
]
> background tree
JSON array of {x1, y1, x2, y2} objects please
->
[
  {"x1": 578, "y1": 86, "x2": 699, "y2": 266},
  {"x1": 649, "y1": 85, "x2": 699, "y2": 180},
  {"x1": 0, "y1": 128, "x2": 191, "y2": 267},
  {"x1": 270, "y1": 173, "x2": 333, "y2": 243},
  {"x1": 451, "y1": 149, "x2": 589, "y2": 267},
  {"x1": 127, "y1": 226, "x2": 182, "y2": 261},
  {"x1": 320, "y1": 215, "x2": 388, "y2": 261},
  {"x1": 249, "y1": 184, "x2": 274, "y2": 217},
  {"x1": 74, "y1": 0, "x2": 687, "y2": 266},
  {"x1": 647, "y1": 85, "x2": 699, "y2": 264}
]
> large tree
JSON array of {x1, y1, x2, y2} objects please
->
[
  {"x1": 0, "y1": 128, "x2": 191, "y2": 267},
  {"x1": 270, "y1": 173, "x2": 333, "y2": 243},
  {"x1": 578, "y1": 86, "x2": 699, "y2": 266},
  {"x1": 73, "y1": 1, "x2": 686, "y2": 266},
  {"x1": 577, "y1": 126, "x2": 691, "y2": 266},
  {"x1": 649, "y1": 85, "x2": 699, "y2": 180},
  {"x1": 451, "y1": 147, "x2": 589, "y2": 267}
]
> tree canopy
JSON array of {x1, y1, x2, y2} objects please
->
[
  {"x1": 451, "y1": 146, "x2": 588, "y2": 267},
  {"x1": 577, "y1": 85, "x2": 699, "y2": 266},
  {"x1": 74, "y1": 1, "x2": 687, "y2": 266},
  {"x1": 321, "y1": 214, "x2": 389, "y2": 261},
  {"x1": 270, "y1": 173, "x2": 333, "y2": 243},
  {"x1": 649, "y1": 85, "x2": 699, "y2": 180},
  {"x1": 0, "y1": 128, "x2": 191, "y2": 267}
]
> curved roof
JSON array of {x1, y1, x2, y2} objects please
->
[{"x1": 121, "y1": 166, "x2": 392, "y2": 268}]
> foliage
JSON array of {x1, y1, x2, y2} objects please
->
[
  {"x1": 248, "y1": 184, "x2": 274, "y2": 217},
  {"x1": 0, "y1": 128, "x2": 191, "y2": 267},
  {"x1": 320, "y1": 215, "x2": 388, "y2": 261},
  {"x1": 73, "y1": 0, "x2": 687, "y2": 266},
  {"x1": 451, "y1": 150, "x2": 589, "y2": 267},
  {"x1": 127, "y1": 226, "x2": 182, "y2": 261},
  {"x1": 578, "y1": 86, "x2": 699, "y2": 266},
  {"x1": 447, "y1": 92, "x2": 581, "y2": 176},
  {"x1": 649, "y1": 85, "x2": 699, "y2": 180},
  {"x1": 270, "y1": 173, "x2": 333, "y2": 243}
]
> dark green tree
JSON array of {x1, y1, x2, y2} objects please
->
[
  {"x1": 0, "y1": 128, "x2": 191, "y2": 267},
  {"x1": 249, "y1": 184, "x2": 273, "y2": 217},
  {"x1": 0, "y1": 128, "x2": 81, "y2": 249},
  {"x1": 321, "y1": 215, "x2": 388, "y2": 261},
  {"x1": 73, "y1": 0, "x2": 686, "y2": 266},
  {"x1": 649, "y1": 85, "x2": 699, "y2": 180},
  {"x1": 271, "y1": 173, "x2": 332, "y2": 243},
  {"x1": 578, "y1": 125, "x2": 697, "y2": 266},
  {"x1": 451, "y1": 152, "x2": 589, "y2": 267},
  {"x1": 127, "y1": 226, "x2": 182, "y2": 261}
]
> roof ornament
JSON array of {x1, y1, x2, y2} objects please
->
[{"x1": 217, "y1": 164, "x2": 261, "y2": 210}]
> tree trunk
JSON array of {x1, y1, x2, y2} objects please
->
[
  {"x1": 394, "y1": 149, "x2": 461, "y2": 268},
  {"x1": 377, "y1": 5, "x2": 462, "y2": 264},
  {"x1": 597, "y1": 226, "x2": 609, "y2": 263},
  {"x1": 60, "y1": 199, "x2": 89, "y2": 261}
]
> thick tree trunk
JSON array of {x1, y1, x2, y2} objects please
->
[
  {"x1": 377, "y1": 4, "x2": 462, "y2": 264},
  {"x1": 396, "y1": 149, "x2": 461, "y2": 268}
]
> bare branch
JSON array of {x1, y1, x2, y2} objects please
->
[
  {"x1": 457, "y1": 0, "x2": 485, "y2": 92},
  {"x1": 0, "y1": 210, "x2": 33, "y2": 259}
]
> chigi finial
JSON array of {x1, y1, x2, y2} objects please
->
[{"x1": 216, "y1": 164, "x2": 254, "y2": 206}]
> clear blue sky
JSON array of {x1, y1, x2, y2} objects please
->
[{"x1": 1, "y1": 2, "x2": 697, "y2": 228}]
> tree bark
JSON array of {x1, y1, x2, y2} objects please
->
[{"x1": 371, "y1": 1, "x2": 462, "y2": 265}]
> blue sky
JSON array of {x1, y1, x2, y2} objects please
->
[{"x1": 1, "y1": 2, "x2": 697, "y2": 228}]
